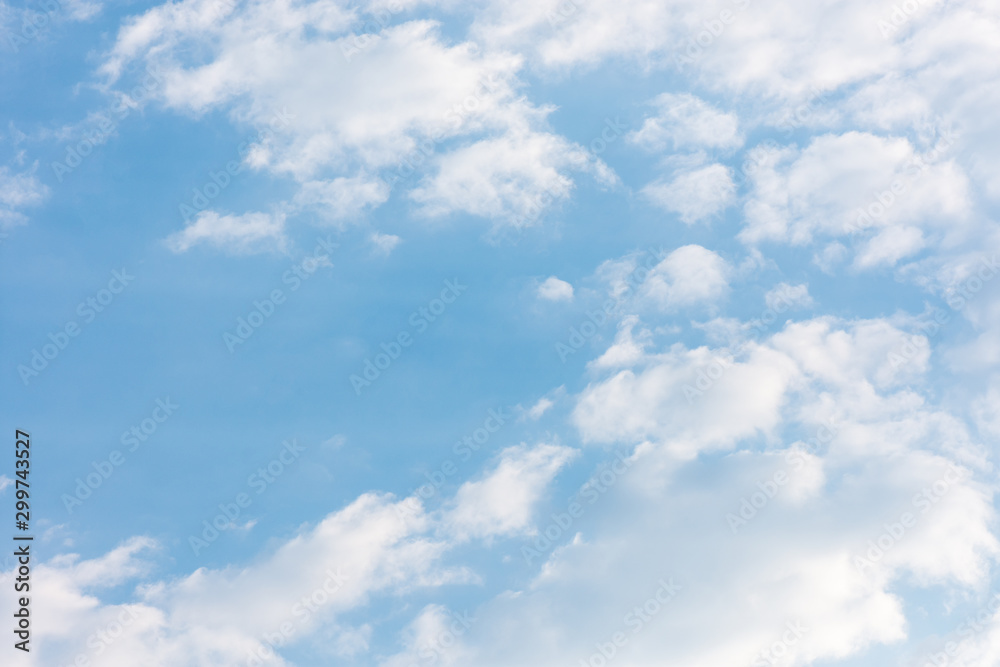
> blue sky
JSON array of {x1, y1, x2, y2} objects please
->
[{"x1": 3, "y1": 0, "x2": 1000, "y2": 665}]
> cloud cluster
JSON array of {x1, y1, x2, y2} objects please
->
[{"x1": 1, "y1": 442, "x2": 575, "y2": 666}]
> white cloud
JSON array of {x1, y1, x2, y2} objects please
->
[
  {"x1": 101, "y1": 2, "x2": 613, "y2": 235},
  {"x1": 574, "y1": 342, "x2": 795, "y2": 459},
  {"x1": 293, "y1": 174, "x2": 390, "y2": 222},
  {"x1": 63, "y1": 0, "x2": 103, "y2": 21},
  {"x1": 589, "y1": 315, "x2": 651, "y2": 370},
  {"x1": 526, "y1": 397, "x2": 554, "y2": 420},
  {"x1": 765, "y1": 283, "x2": 814, "y2": 311},
  {"x1": 454, "y1": 432, "x2": 995, "y2": 667},
  {"x1": 638, "y1": 244, "x2": 731, "y2": 310},
  {"x1": 32, "y1": 2, "x2": 1000, "y2": 666},
  {"x1": 369, "y1": 231, "x2": 401, "y2": 256},
  {"x1": 537, "y1": 276, "x2": 574, "y2": 302},
  {"x1": 740, "y1": 132, "x2": 971, "y2": 261},
  {"x1": 853, "y1": 224, "x2": 926, "y2": 269},
  {"x1": 628, "y1": 93, "x2": 742, "y2": 152},
  {"x1": 0, "y1": 439, "x2": 575, "y2": 666},
  {"x1": 642, "y1": 163, "x2": 736, "y2": 224},
  {"x1": 445, "y1": 442, "x2": 577, "y2": 541},
  {"x1": 165, "y1": 210, "x2": 287, "y2": 254},
  {"x1": 379, "y1": 604, "x2": 474, "y2": 667},
  {"x1": 448, "y1": 310, "x2": 996, "y2": 667},
  {"x1": 0, "y1": 166, "x2": 47, "y2": 230},
  {"x1": 410, "y1": 127, "x2": 614, "y2": 226},
  {"x1": 972, "y1": 380, "x2": 1000, "y2": 440}
]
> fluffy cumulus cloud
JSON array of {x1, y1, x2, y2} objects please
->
[
  {"x1": 0, "y1": 441, "x2": 575, "y2": 667},
  {"x1": 537, "y1": 276, "x2": 574, "y2": 301},
  {"x1": 17, "y1": 306, "x2": 1000, "y2": 666},
  {"x1": 642, "y1": 163, "x2": 736, "y2": 224},
  {"x1": 98, "y1": 0, "x2": 615, "y2": 246},
  {"x1": 17, "y1": 0, "x2": 1000, "y2": 665},
  {"x1": 528, "y1": 313, "x2": 996, "y2": 667},
  {"x1": 628, "y1": 93, "x2": 742, "y2": 152},
  {"x1": 409, "y1": 126, "x2": 614, "y2": 226},
  {"x1": 445, "y1": 442, "x2": 578, "y2": 540},
  {"x1": 740, "y1": 131, "x2": 970, "y2": 256},
  {"x1": 165, "y1": 210, "x2": 288, "y2": 254},
  {"x1": 637, "y1": 244, "x2": 731, "y2": 310},
  {"x1": 369, "y1": 230, "x2": 401, "y2": 255}
]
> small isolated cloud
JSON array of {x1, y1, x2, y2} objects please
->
[
  {"x1": 642, "y1": 163, "x2": 736, "y2": 224},
  {"x1": 369, "y1": 231, "x2": 401, "y2": 256},
  {"x1": 63, "y1": 0, "x2": 103, "y2": 21},
  {"x1": 639, "y1": 244, "x2": 731, "y2": 310},
  {"x1": 0, "y1": 166, "x2": 47, "y2": 230},
  {"x1": 322, "y1": 434, "x2": 347, "y2": 450},
  {"x1": 628, "y1": 93, "x2": 742, "y2": 152},
  {"x1": 165, "y1": 210, "x2": 287, "y2": 254},
  {"x1": 0, "y1": 475, "x2": 12, "y2": 494},
  {"x1": 230, "y1": 518, "x2": 257, "y2": 532},
  {"x1": 527, "y1": 397, "x2": 554, "y2": 420},
  {"x1": 520, "y1": 386, "x2": 566, "y2": 422},
  {"x1": 537, "y1": 276, "x2": 574, "y2": 301},
  {"x1": 765, "y1": 283, "x2": 814, "y2": 311}
]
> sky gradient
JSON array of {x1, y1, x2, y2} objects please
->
[{"x1": 3, "y1": 0, "x2": 1000, "y2": 666}]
